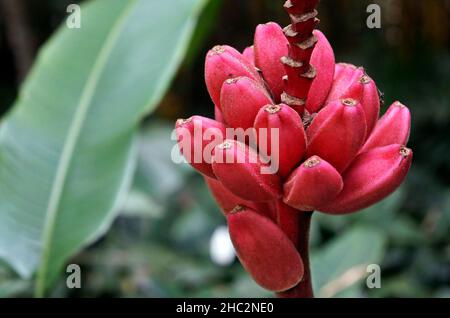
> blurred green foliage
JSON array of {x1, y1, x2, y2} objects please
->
[{"x1": 0, "y1": 0, "x2": 449, "y2": 297}]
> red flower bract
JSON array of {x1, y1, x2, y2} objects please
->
[{"x1": 175, "y1": 0, "x2": 413, "y2": 297}]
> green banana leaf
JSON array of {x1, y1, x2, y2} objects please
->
[
  {"x1": 0, "y1": 0, "x2": 207, "y2": 296},
  {"x1": 312, "y1": 226, "x2": 386, "y2": 297}
]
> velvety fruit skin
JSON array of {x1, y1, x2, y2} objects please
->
[
  {"x1": 228, "y1": 207, "x2": 304, "y2": 292},
  {"x1": 305, "y1": 30, "x2": 336, "y2": 113},
  {"x1": 214, "y1": 105, "x2": 225, "y2": 123},
  {"x1": 204, "y1": 176, "x2": 276, "y2": 220},
  {"x1": 212, "y1": 140, "x2": 282, "y2": 202},
  {"x1": 306, "y1": 98, "x2": 367, "y2": 172},
  {"x1": 175, "y1": 116, "x2": 226, "y2": 178},
  {"x1": 254, "y1": 104, "x2": 307, "y2": 178},
  {"x1": 325, "y1": 63, "x2": 365, "y2": 103},
  {"x1": 283, "y1": 156, "x2": 343, "y2": 211},
  {"x1": 318, "y1": 144, "x2": 413, "y2": 214},
  {"x1": 360, "y1": 101, "x2": 411, "y2": 153},
  {"x1": 205, "y1": 45, "x2": 261, "y2": 109},
  {"x1": 359, "y1": 73, "x2": 380, "y2": 136},
  {"x1": 254, "y1": 22, "x2": 289, "y2": 102},
  {"x1": 242, "y1": 46, "x2": 255, "y2": 66},
  {"x1": 220, "y1": 76, "x2": 272, "y2": 129},
  {"x1": 204, "y1": 176, "x2": 259, "y2": 213}
]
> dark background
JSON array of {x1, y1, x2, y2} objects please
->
[{"x1": 0, "y1": 0, "x2": 449, "y2": 297}]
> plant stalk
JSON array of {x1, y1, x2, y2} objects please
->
[
  {"x1": 276, "y1": 201, "x2": 314, "y2": 298},
  {"x1": 281, "y1": 0, "x2": 320, "y2": 109}
]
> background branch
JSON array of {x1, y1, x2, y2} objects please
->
[{"x1": 0, "y1": 0, "x2": 35, "y2": 82}]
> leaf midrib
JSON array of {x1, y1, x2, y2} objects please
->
[{"x1": 35, "y1": 0, "x2": 137, "y2": 297}]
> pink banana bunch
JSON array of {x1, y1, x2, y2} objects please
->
[{"x1": 175, "y1": 0, "x2": 412, "y2": 297}]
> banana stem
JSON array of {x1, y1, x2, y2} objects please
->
[
  {"x1": 276, "y1": 201, "x2": 314, "y2": 298},
  {"x1": 281, "y1": 0, "x2": 320, "y2": 110}
]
